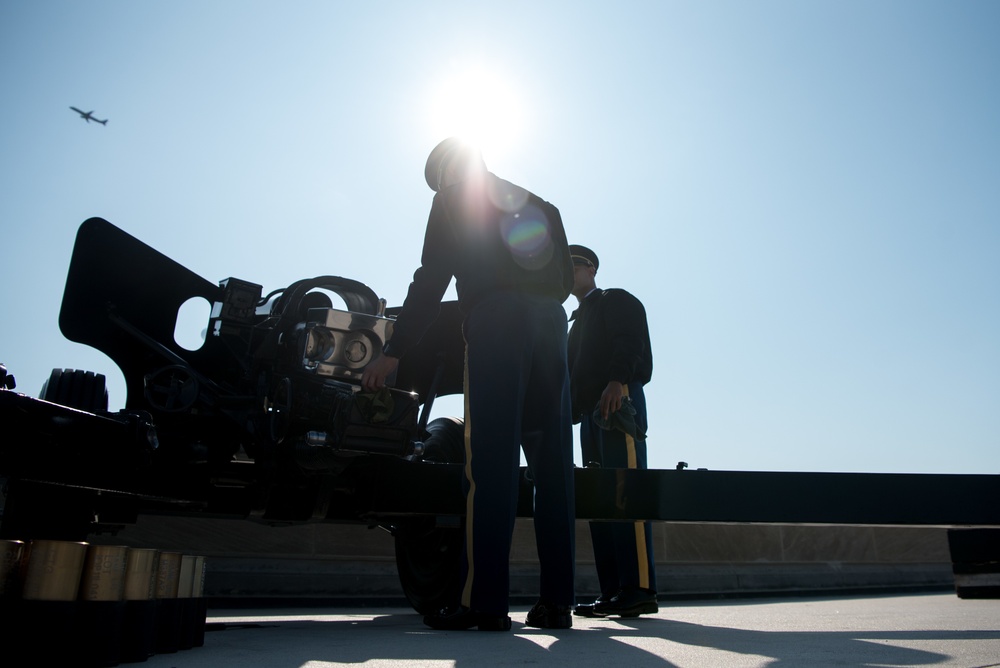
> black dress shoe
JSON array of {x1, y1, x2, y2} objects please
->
[
  {"x1": 525, "y1": 600, "x2": 572, "y2": 629},
  {"x1": 593, "y1": 588, "x2": 658, "y2": 617},
  {"x1": 423, "y1": 606, "x2": 512, "y2": 631},
  {"x1": 573, "y1": 595, "x2": 612, "y2": 618}
]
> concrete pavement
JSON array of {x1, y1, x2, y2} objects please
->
[{"x1": 142, "y1": 593, "x2": 1000, "y2": 667}]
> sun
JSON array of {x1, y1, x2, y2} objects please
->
[{"x1": 426, "y1": 62, "x2": 526, "y2": 159}]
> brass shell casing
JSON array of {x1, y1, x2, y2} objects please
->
[
  {"x1": 21, "y1": 540, "x2": 89, "y2": 601},
  {"x1": 123, "y1": 548, "x2": 160, "y2": 601},
  {"x1": 0, "y1": 540, "x2": 26, "y2": 598},
  {"x1": 155, "y1": 551, "x2": 183, "y2": 599},
  {"x1": 80, "y1": 545, "x2": 129, "y2": 602}
]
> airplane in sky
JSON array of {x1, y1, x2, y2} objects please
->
[{"x1": 70, "y1": 107, "x2": 107, "y2": 125}]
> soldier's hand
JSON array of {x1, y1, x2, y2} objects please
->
[
  {"x1": 599, "y1": 381, "x2": 624, "y2": 420},
  {"x1": 361, "y1": 354, "x2": 400, "y2": 392}
]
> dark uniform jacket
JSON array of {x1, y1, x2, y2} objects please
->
[
  {"x1": 567, "y1": 288, "x2": 653, "y2": 423},
  {"x1": 383, "y1": 171, "x2": 574, "y2": 359}
]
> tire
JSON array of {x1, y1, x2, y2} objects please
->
[
  {"x1": 421, "y1": 416, "x2": 465, "y2": 464},
  {"x1": 40, "y1": 368, "x2": 109, "y2": 412},
  {"x1": 394, "y1": 516, "x2": 464, "y2": 615},
  {"x1": 394, "y1": 415, "x2": 465, "y2": 614}
]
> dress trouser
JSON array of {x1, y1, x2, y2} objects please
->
[
  {"x1": 580, "y1": 382, "x2": 657, "y2": 596},
  {"x1": 460, "y1": 292, "x2": 576, "y2": 615}
]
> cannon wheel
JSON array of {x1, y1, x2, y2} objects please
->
[
  {"x1": 394, "y1": 516, "x2": 464, "y2": 615},
  {"x1": 40, "y1": 368, "x2": 109, "y2": 412},
  {"x1": 393, "y1": 416, "x2": 465, "y2": 615}
]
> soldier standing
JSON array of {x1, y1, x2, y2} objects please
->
[
  {"x1": 567, "y1": 244, "x2": 658, "y2": 618},
  {"x1": 363, "y1": 138, "x2": 577, "y2": 631}
]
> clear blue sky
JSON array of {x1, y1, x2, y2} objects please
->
[{"x1": 2, "y1": 1, "x2": 997, "y2": 474}]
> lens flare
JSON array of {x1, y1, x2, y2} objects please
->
[
  {"x1": 487, "y1": 174, "x2": 530, "y2": 213},
  {"x1": 500, "y1": 204, "x2": 554, "y2": 270}
]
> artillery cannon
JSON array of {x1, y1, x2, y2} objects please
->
[{"x1": 2, "y1": 217, "x2": 470, "y2": 612}]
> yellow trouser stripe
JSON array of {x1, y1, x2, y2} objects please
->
[
  {"x1": 461, "y1": 345, "x2": 475, "y2": 608},
  {"x1": 622, "y1": 385, "x2": 650, "y2": 590}
]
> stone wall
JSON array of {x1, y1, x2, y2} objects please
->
[{"x1": 90, "y1": 516, "x2": 955, "y2": 601}]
